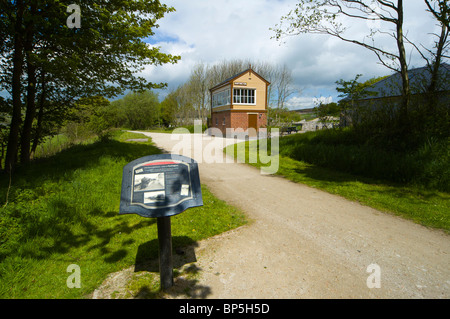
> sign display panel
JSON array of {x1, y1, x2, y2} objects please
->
[{"x1": 120, "y1": 154, "x2": 203, "y2": 218}]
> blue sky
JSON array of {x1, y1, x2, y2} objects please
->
[{"x1": 140, "y1": 0, "x2": 439, "y2": 109}]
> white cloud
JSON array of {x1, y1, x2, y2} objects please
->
[
  {"x1": 285, "y1": 96, "x2": 314, "y2": 109},
  {"x1": 143, "y1": 0, "x2": 440, "y2": 106},
  {"x1": 285, "y1": 95, "x2": 333, "y2": 110}
]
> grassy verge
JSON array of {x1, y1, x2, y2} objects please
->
[
  {"x1": 277, "y1": 129, "x2": 450, "y2": 193},
  {"x1": 225, "y1": 138, "x2": 450, "y2": 233},
  {"x1": 0, "y1": 131, "x2": 246, "y2": 298},
  {"x1": 135, "y1": 124, "x2": 208, "y2": 134}
]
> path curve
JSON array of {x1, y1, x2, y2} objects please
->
[{"x1": 137, "y1": 132, "x2": 450, "y2": 298}]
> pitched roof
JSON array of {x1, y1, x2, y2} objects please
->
[
  {"x1": 209, "y1": 68, "x2": 270, "y2": 91},
  {"x1": 347, "y1": 63, "x2": 450, "y2": 101}
]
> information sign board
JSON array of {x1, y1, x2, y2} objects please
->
[{"x1": 119, "y1": 154, "x2": 203, "y2": 218}]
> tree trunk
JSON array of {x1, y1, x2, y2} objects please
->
[
  {"x1": 426, "y1": 22, "x2": 449, "y2": 136},
  {"x1": 5, "y1": 0, "x2": 25, "y2": 173},
  {"x1": 429, "y1": 23, "x2": 448, "y2": 94},
  {"x1": 395, "y1": 0, "x2": 410, "y2": 130},
  {"x1": 30, "y1": 72, "x2": 47, "y2": 159},
  {"x1": 21, "y1": 2, "x2": 38, "y2": 164}
]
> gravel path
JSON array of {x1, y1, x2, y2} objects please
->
[{"x1": 99, "y1": 132, "x2": 450, "y2": 299}]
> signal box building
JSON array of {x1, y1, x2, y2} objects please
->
[{"x1": 210, "y1": 68, "x2": 270, "y2": 136}]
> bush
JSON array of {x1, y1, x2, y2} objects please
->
[
  {"x1": 414, "y1": 137, "x2": 450, "y2": 192},
  {"x1": 280, "y1": 129, "x2": 449, "y2": 192}
]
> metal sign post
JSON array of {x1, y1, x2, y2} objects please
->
[
  {"x1": 157, "y1": 216, "x2": 173, "y2": 290},
  {"x1": 119, "y1": 154, "x2": 203, "y2": 291}
]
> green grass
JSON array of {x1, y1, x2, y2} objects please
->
[
  {"x1": 134, "y1": 124, "x2": 208, "y2": 134},
  {"x1": 278, "y1": 129, "x2": 450, "y2": 192},
  {"x1": 33, "y1": 133, "x2": 99, "y2": 159},
  {"x1": 139, "y1": 128, "x2": 174, "y2": 134},
  {"x1": 0, "y1": 130, "x2": 246, "y2": 298},
  {"x1": 225, "y1": 138, "x2": 450, "y2": 233}
]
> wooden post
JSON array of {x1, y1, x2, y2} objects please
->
[{"x1": 157, "y1": 216, "x2": 173, "y2": 291}]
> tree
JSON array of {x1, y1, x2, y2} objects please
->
[
  {"x1": 160, "y1": 91, "x2": 178, "y2": 127},
  {"x1": 68, "y1": 96, "x2": 112, "y2": 139},
  {"x1": 118, "y1": 91, "x2": 161, "y2": 130},
  {"x1": 425, "y1": 0, "x2": 450, "y2": 29},
  {"x1": 186, "y1": 63, "x2": 209, "y2": 124},
  {"x1": 0, "y1": 97, "x2": 9, "y2": 164},
  {"x1": 336, "y1": 74, "x2": 385, "y2": 109},
  {"x1": 315, "y1": 102, "x2": 341, "y2": 119},
  {"x1": 171, "y1": 83, "x2": 196, "y2": 126},
  {"x1": 0, "y1": 0, "x2": 180, "y2": 171},
  {"x1": 336, "y1": 74, "x2": 389, "y2": 127},
  {"x1": 403, "y1": 1, "x2": 450, "y2": 138},
  {"x1": 273, "y1": 64, "x2": 296, "y2": 109},
  {"x1": 273, "y1": 0, "x2": 411, "y2": 130},
  {"x1": 411, "y1": 1, "x2": 449, "y2": 94},
  {"x1": 1, "y1": 0, "x2": 25, "y2": 172}
]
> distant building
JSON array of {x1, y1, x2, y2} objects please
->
[
  {"x1": 361, "y1": 64, "x2": 448, "y2": 97},
  {"x1": 209, "y1": 68, "x2": 270, "y2": 136},
  {"x1": 340, "y1": 64, "x2": 450, "y2": 125}
]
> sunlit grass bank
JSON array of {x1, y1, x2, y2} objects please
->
[{"x1": 0, "y1": 131, "x2": 246, "y2": 298}]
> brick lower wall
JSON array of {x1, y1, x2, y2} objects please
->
[
  {"x1": 211, "y1": 111, "x2": 231, "y2": 135},
  {"x1": 211, "y1": 110, "x2": 267, "y2": 135},
  {"x1": 231, "y1": 112, "x2": 248, "y2": 130},
  {"x1": 257, "y1": 112, "x2": 267, "y2": 129}
]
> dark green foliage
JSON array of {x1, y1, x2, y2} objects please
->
[
  {"x1": 110, "y1": 90, "x2": 162, "y2": 130},
  {"x1": 314, "y1": 102, "x2": 341, "y2": 118},
  {"x1": 159, "y1": 91, "x2": 178, "y2": 127},
  {"x1": 328, "y1": 69, "x2": 450, "y2": 193},
  {"x1": 1, "y1": 0, "x2": 180, "y2": 170},
  {"x1": 280, "y1": 128, "x2": 450, "y2": 192}
]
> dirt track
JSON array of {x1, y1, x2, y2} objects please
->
[{"x1": 105, "y1": 132, "x2": 450, "y2": 298}]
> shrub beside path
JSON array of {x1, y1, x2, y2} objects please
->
[{"x1": 130, "y1": 132, "x2": 450, "y2": 298}]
